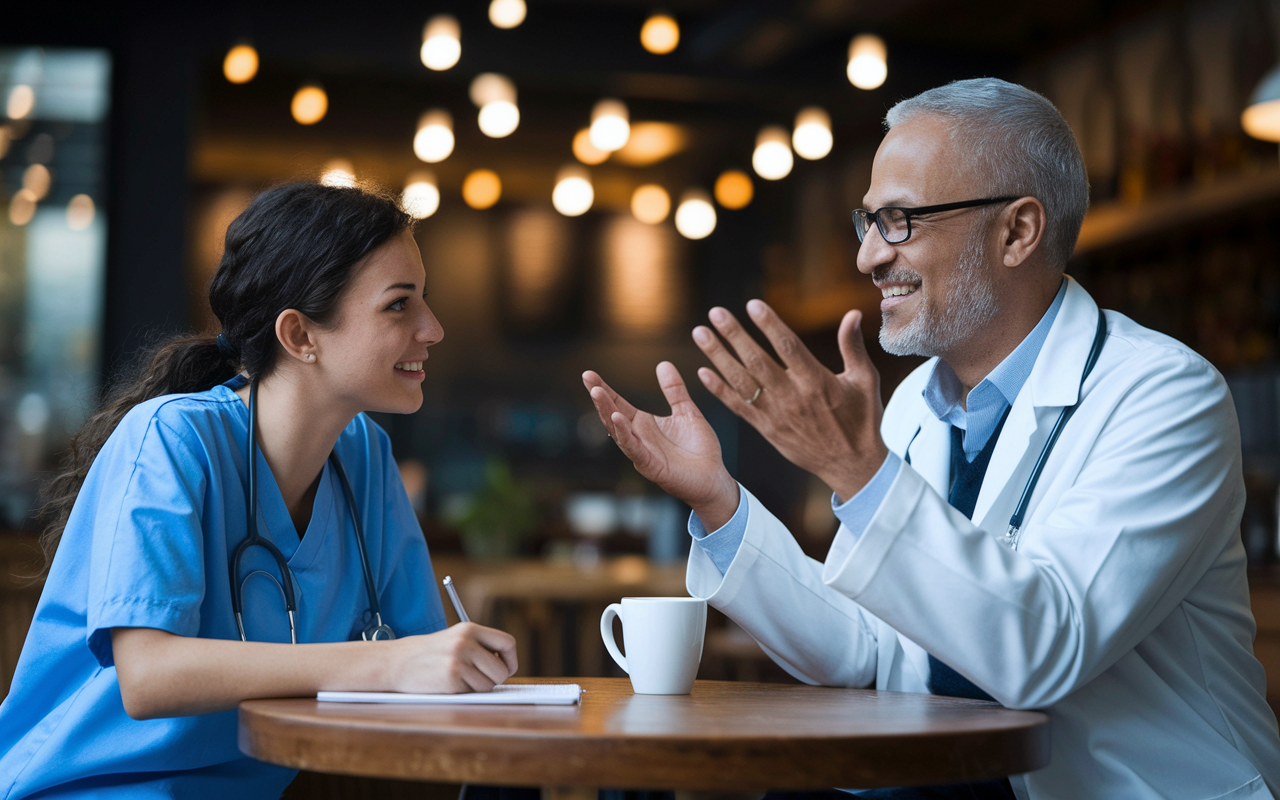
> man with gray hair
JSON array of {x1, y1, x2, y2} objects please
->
[{"x1": 584, "y1": 78, "x2": 1280, "y2": 798}]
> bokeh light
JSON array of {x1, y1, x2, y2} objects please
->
[
  {"x1": 489, "y1": 0, "x2": 527, "y2": 29},
  {"x1": 67, "y1": 194, "x2": 95, "y2": 230},
  {"x1": 640, "y1": 14, "x2": 680, "y2": 54},
  {"x1": 414, "y1": 110, "x2": 454, "y2": 163},
  {"x1": 714, "y1": 170, "x2": 754, "y2": 209},
  {"x1": 1242, "y1": 99, "x2": 1280, "y2": 142},
  {"x1": 9, "y1": 189, "x2": 37, "y2": 226},
  {"x1": 23, "y1": 164, "x2": 51, "y2": 201},
  {"x1": 6, "y1": 85, "x2": 34, "y2": 120},
  {"x1": 573, "y1": 128, "x2": 610, "y2": 165},
  {"x1": 590, "y1": 99, "x2": 630, "y2": 152},
  {"x1": 674, "y1": 189, "x2": 716, "y2": 239},
  {"x1": 291, "y1": 84, "x2": 328, "y2": 125},
  {"x1": 471, "y1": 74, "x2": 520, "y2": 138},
  {"x1": 403, "y1": 172, "x2": 441, "y2": 219},
  {"x1": 752, "y1": 125, "x2": 793, "y2": 180},
  {"x1": 631, "y1": 184, "x2": 671, "y2": 224},
  {"x1": 463, "y1": 169, "x2": 503, "y2": 209},
  {"x1": 421, "y1": 15, "x2": 462, "y2": 71},
  {"x1": 793, "y1": 106, "x2": 833, "y2": 160},
  {"x1": 223, "y1": 44, "x2": 259, "y2": 84},
  {"x1": 553, "y1": 165, "x2": 594, "y2": 216},
  {"x1": 320, "y1": 159, "x2": 356, "y2": 187},
  {"x1": 847, "y1": 34, "x2": 887, "y2": 90}
]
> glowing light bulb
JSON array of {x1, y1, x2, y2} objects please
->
[
  {"x1": 421, "y1": 15, "x2": 461, "y2": 71},
  {"x1": 590, "y1": 99, "x2": 630, "y2": 152},
  {"x1": 640, "y1": 14, "x2": 680, "y2": 54},
  {"x1": 793, "y1": 106, "x2": 833, "y2": 160},
  {"x1": 414, "y1": 110, "x2": 454, "y2": 163},
  {"x1": 402, "y1": 171, "x2": 440, "y2": 219},
  {"x1": 223, "y1": 44, "x2": 259, "y2": 84},
  {"x1": 675, "y1": 189, "x2": 716, "y2": 239},
  {"x1": 489, "y1": 0, "x2": 526, "y2": 29},
  {"x1": 631, "y1": 184, "x2": 670, "y2": 224},
  {"x1": 573, "y1": 127, "x2": 609, "y2": 165},
  {"x1": 23, "y1": 163, "x2": 51, "y2": 200},
  {"x1": 320, "y1": 159, "x2": 356, "y2": 188},
  {"x1": 553, "y1": 165, "x2": 594, "y2": 216},
  {"x1": 291, "y1": 84, "x2": 328, "y2": 125},
  {"x1": 463, "y1": 169, "x2": 502, "y2": 209},
  {"x1": 714, "y1": 170, "x2": 754, "y2": 210},
  {"x1": 6, "y1": 85, "x2": 34, "y2": 120},
  {"x1": 847, "y1": 34, "x2": 887, "y2": 90},
  {"x1": 752, "y1": 126, "x2": 793, "y2": 180},
  {"x1": 9, "y1": 189, "x2": 37, "y2": 226},
  {"x1": 67, "y1": 193, "x2": 95, "y2": 230},
  {"x1": 470, "y1": 74, "x2": 520, "y2": 138}
]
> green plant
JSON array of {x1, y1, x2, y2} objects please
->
[{"x1": 446, "y1": 459, "x2": 537, "y2": 560}]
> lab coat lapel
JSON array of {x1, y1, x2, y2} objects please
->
[
  {"x1": 905, "y1": 414, "x2": 951, "y2": 499},
  {"x1": 971, "y1": 277, "x2": 1101, "y2": 526}
]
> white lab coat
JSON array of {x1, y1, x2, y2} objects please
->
[{"x1": 687, "y1": 278, "x2": 1280, "y2": 800}]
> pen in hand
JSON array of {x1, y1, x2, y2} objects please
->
[{"x1": 443, "y1": 575, "x2": 470, "y2": 623}]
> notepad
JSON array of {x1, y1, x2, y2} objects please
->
[{"x1": 317, "y1": 683, "x2": 582, "y2": 705}]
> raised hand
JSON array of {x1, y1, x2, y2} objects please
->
[
  {"x1": 582, "y1": 362, "x2": 739, "y2": 530},
  {"x1": 693, "y1": 300, "x2": 889, "y2": 502}
]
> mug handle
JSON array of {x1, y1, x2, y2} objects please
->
[{"x1": 600, "y1": 603, "x2": 628, "y2": 674}]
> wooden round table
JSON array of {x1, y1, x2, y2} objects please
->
[{"x1": 239, "y1": 678, "x2": 1050, "y2": 790}]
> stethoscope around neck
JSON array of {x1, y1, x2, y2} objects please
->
[
  {"x1": 903, "y1": 308, "x2": 1107, "y2": 550},
  {"x1": 228, "y1": 376, "x2": 395, "y2": 643}
]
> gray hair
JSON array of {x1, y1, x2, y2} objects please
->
[{"x1": 884, "y1": 78, "x2": 1088, "y2": 269}]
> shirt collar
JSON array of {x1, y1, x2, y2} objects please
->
[{"x1": 922, "y1": 278, "x2": 1068, "y2": 422}]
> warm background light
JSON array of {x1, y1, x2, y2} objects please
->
[
  {"x1": 1243, "y1": 100, "x2": 1280, "y2": 142},
  {"x1": 402, "y1": 171, "x2": 440, "y2": 219},
  {"x1": 421, "y1": 15, "x2": 461, "y2": 71},
  {"x1": 573, "y1": 128, "x2": 610, "y2": 165},
  {"x1": 793, "y1": 106, "x2": 833, "y2": 160},
  {"x1": 23, "y1": 164, "x2": 51, "y2": 200},
  {"x1": 489, "y1": 0, "x2": 527, "y2": 29},
  {"x1": 291, "y1": 84, "x2": 328, "y2": 125},
  {"x1": 7, "y1": 85, "x2": 34, "y2": 120},
  {"x1": 753, "y1": 125, "x2": 793, "y2": 180},
  {"x1": 640, "y1": 14, "x2": 680, "y2": 54},
  {"x1": 8, "y1": 189, "x2": 37, "y2": 226},
  {"x1": 320, "y1": 159, "x2": 356, "y2": 187},
  {"x1": 66, "y1": 194, "x2": 95, "y2": 230},
  {"x1": 463, "y1": 169, "x2": 503, "y2": 209},
  {"x1": 631, "y1": 184, "x2": 670, "y2": 224},
  {"x1": 553, "y1": 165, "x2": 594, "y2": 216},
  {"x1": 675, "y1": 188, "x2": 716, "y2": 239},
  {"x1": 223, "y1": 44, "x2": 259, "y2": 84},
  {"x1": 714, "y1": 170, "x2": 754, "y2": 209},
  {"x1": 471, "y1": 74, "x2": 520, "y2": 138},
  {"x1": 414, "y1": 110, "x2": 454, "y2": 162},
  {"x1": 612, "y1": 122, "x2": 687, "y2": 166},
  {"x1": 590, "y1": 99, "x2": 630, "y2": 152},
  {"x1": 847, "y1": 34, "x2": 887, "y2": 90}
]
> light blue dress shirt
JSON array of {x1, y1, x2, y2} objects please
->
[
  {"x1": 691, "y1": 280, "x2": 1068, "y2": 575},
  {"x1": 0, "y1": 376, "x2": 446, "y2": 800}
]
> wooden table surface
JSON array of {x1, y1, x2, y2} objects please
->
[{"x1": 240, "y1": 678, "x2": 1050, "y2": 790}]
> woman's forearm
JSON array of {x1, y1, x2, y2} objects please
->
[{"x1": 111, "y1": 623, "x2": 518, "y2": 720}]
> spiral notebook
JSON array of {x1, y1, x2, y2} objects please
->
[{"x1": 317, "y1": 683, "x2": 582, "y2": 705}]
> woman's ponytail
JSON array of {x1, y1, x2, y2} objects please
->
[{"x1": 36, "y1": 335, "x2": 239, "y2": 572}]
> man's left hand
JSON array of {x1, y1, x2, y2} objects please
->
[{"x1": 693, "y1": 300, "x2": 890, "y2": 502}]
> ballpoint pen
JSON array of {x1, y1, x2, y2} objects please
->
[{"x1": 442, "y1": 575, "x2": 470, "y2": 623}]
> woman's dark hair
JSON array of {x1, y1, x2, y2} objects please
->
[{"x1": 36, "y1": 182, "x2": 413, "y2": 570}]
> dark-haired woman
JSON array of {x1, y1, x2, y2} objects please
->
[{"x1": 0, "y1": 183, "x2": 517, "y2": 799}]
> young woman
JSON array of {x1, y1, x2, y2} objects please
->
[{"x1": 0, "y1": 183, "x2": 517, "y2": 799}]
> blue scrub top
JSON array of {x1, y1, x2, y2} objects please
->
[{"x1": 0, "y1": 377, "x2": 447, "y2": 799}]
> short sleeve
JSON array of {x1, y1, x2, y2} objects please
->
[
  {"x1": 85, "y1": 415, "x2": 209, "y2": 666},
  {"x1": 370, "y1": 429, "x2": 446, "y2": 637}
]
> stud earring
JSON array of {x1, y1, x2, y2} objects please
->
[{"x1": 306, "y1": 353, "x2": 315, "y2": 362}]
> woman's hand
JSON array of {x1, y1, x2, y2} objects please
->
[{"x1": 387, "y1": 623, "x2": 518, "y2": 694}]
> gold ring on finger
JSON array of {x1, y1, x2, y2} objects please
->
[{"x1": 744, "y1": 386, "x2": 763, "y2": 405}]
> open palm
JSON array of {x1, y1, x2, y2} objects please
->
[{"x1": 582, "y1": 362, "x2": 736, "y2": 519}]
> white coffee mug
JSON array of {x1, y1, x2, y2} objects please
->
[{"x1": 600, "y1": 597, "x2": 706, "y2": 694}]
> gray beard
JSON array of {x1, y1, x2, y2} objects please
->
[{"x1": 878, "y1": 228, "x2": 999, "y2": 357}]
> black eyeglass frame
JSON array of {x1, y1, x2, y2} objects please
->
[{"x1": 852, "y1": 196, "x2": 1020, "y2": 244}]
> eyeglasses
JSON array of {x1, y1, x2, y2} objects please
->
[{"x1": 852, "y1": 196, "x2": 1019, "y2": 244}]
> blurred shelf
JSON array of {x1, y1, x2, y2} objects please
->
[{"x1": 1075, "y1": 170, "x2": 1280, "y2": 257}]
